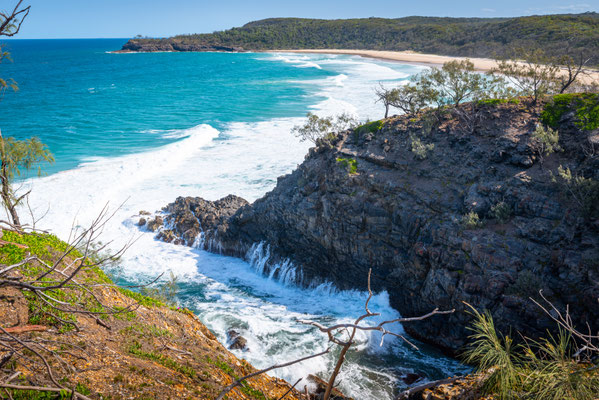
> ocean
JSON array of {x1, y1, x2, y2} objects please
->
[{"x1": 0, "y1": 39, "x2": 467, "y2": 399}]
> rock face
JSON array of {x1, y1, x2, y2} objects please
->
[
  {"x1": 160, "y1": 102, "x2": 599, "y2": 353},
  {"x1": 118, "y1": 39, "x2": 244, "y2": 53}
]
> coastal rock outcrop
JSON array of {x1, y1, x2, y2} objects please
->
[
  {"x1": 118, "y1": 39, "x2": 244, "y2": 53},
  {"x1": 160, "y1": 101, "x2": 599, "y2": 353}
]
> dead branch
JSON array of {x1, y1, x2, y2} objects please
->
[
  {"x1": 215, "y1": 348, "x2": 331, "y2": 400},
  {"x1": 278, "y1": 378, "x2": 302, "y2": 400},
  {"x1": 531, "y1": 290, "x2": 599, "y2": 358},
  {"x1": 0, "y1": 383, "x2": 92, "y2": 400},
  {"x1": 2, "y1": 325, "x2": 47, "y2": 334},
  {"x1": 297, "y1": 269, "x2": 454, "y2": 400}
]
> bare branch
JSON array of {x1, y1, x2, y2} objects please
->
[
  {"x1": 215, "y1": 348, "x2": 331, "y2": 400},
  {"x1": 0, "y1": 383, "x2": 92, "y2": 400},
  {"x1": 0, "y1": 1, "x2": 30, "y2": 37}
]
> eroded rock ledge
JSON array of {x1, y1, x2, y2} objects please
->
[{"x1": 154, "y1": 101, "x2": 599, "y2": 354}]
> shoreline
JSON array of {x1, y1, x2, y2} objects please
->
[{"x1": 267, "y1": 49, "x2": 599, "y2": 84}]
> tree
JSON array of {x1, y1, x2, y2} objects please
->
[
  {"x1": 389, "y1": 83, "x2": 433, "y2": 116},
  {"x1": 493, "y1": 48, "x2": 560, "y2": 104},
  {"x1": 292, "y1": 112, "x2": 358, "y2": 145},
  {"x1": 555, "y1": 53, "x2": 590, "y2": 93},
  {"x1": 0, "y1": 1, "x2": 30, "y2": 37},
  {"x1": 0, "y1": 2, "x2": 53, "y2": 229},
  {"x1": 0, "y1": 134, "x2": 54, "y2": 228},
  {"x1": 420, "y1": 59, "x2": 496, "y2": 107},
  {"x1": 374, "y1": 83, "x2": 398, "y2": 118}
]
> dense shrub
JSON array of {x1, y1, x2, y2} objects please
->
[{"x1": 541, "y1": 93, "x2": 599, "y2": 131}]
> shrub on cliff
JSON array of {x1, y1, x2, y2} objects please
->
[
  {"x1": 531, "y1": 124, "x2": 561, "y2": 165},
  {"x1": 409, "y1": 136, "x2": 435, "y2": 160},
  {"x1": 292, "y1": 112, "x2": 358, "y2": 145},
  {"x1": 551, "y1": 165, "x2": 599, "y2": 221},
  {"x1": 541, "y1": 93, "x2": 599, "y2": 131}
]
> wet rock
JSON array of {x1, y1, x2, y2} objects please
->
[
  {"x1": 137, "y1": 217, "x2": 147, "y2": 226},
  {"x1": 156, "y1": 229, "x2": 176, "y2": 243},
  {"x1": 147, "y1": 216, "x2": 164, "y2": 232},
  {"x1": 402, "y1": 372, "x2": 424, "y2": 385},
  {"x1": 227, "y1": 330, "x2": 248, "y2": 351},
  {"x1": 307, "y1": 375, "x2": 348, "y2": 399}
]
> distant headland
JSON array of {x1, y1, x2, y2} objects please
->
[{"x1": 116, "y1": 14, "x2": 599, "y2": 66}]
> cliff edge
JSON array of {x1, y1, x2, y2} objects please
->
[{"x1": 155, "y1": 97, "x2": 599, "y2": 354}]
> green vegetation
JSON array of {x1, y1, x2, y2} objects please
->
[
  {"x1": 356, "y1": 120, "x2": 384, "y2": 134},
  {"x1": 0, "y1": 133, "x2": 54, "y2": 228},
  {"x1": 139, "y1": 270, "x2": 179, "y2": 307},
  {"x1": 490, "y1": 201, "x2": 513, "y2": 224},
  {"x1": 336, "y1": 157, "x2": 358, "y2": 174},
  {"x1": 124, "y1": 14, "x2": 599, "y2": 66},
  {"x1": 118, "y1": 288, "x2": 166, "y2": 308},
  {"x1": 206, "y1": 356, "x2": 269, "y2": 400},
  {"x1": 464, "y1": 307, "x2": 599, "y2": 400},
  {"x1": 551, "y1": 165, "x2": 599, "y2": 220},
  {"x1": 461, "y1": 211, "x2": 483, "y2": 229},
  {"x1": 128, "y1": 341, "x2": 197, "y2": 380},
  {"x1": 541, "y1": 93, "x2": 599, "y2": 131},
  {"x1": 292, "y1": 112, "x2": 358, "y2": 145},
  {"x1": 531, "y1": 124, "x2": 561, "y2": 164},
  {"x1": 409, "y1": 136, "x2": 435, "y2": 160}
]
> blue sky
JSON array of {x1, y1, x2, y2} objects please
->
[{"x1": 9, "y1": 0, "x2": 599, "y2": 39}]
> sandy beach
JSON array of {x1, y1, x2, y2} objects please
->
[{"x1": 273, "y1": 49, "x2": 599, "y2": 84}]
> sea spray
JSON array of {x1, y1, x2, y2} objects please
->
[{"x1": 11, "y1": 43, "x2": 466, "y2": 399}]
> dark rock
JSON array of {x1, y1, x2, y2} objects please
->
[
  {"x1": 137, "y1": 217, "x2": 147, "y2": 226},
  {"x1": 402, "y1": 373, "x2": 423, "y2": 385},
  {"x1": 139, "y1": 210, "x2": 151, "y2": 216},
  {"x1": 146, "y1": 216, "x2": 164, "y2": 232},
  {"x1": 156, "y1": 229, "x2": 176, "y2": 243},
  {"x1": 227, "y1": 330, "x2": 248, "y2": 351},
  {"x1": 160, "y1": 102, "x2": 599, "y2": 354}
]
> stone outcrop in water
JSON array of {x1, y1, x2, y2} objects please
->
[
  {"x1": 116, "y1": 40, "x2": 244, "y2": 53},
  {"x1": 159, "y1": 100, "x2": 599, "y2": 353}
]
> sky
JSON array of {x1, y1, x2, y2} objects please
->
[{"x1": 7, "y1": 0, "x2": 599, "y2": 39}]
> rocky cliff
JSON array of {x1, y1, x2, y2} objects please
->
[{"x1": 155, "y1": 99, "x2": 599, "y2": 354}]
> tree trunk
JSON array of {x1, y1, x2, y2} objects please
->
[
  {"x1": 0, "y1": 131, "x2": 20, "y2": 227},
  {"x1": 384, "y1": 104, "x2": 389, "y2": 119}
]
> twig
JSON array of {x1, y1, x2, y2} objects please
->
[
  {"x1": 215, "y1": 348, "x2": 331, "y2": 400},
  {"x1": 278, "y1": 378, "x2": 302, "y2": 400}
]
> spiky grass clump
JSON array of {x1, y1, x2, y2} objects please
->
[
  {"x1": 463, "y1": 308, "x2": 520, "y2": 399},
  {"x1": 463, "y1": 306, "x2": 599, "y2": 400}
]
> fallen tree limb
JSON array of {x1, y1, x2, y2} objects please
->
[
  {"x1": 2, "y1": 325, "x2": 47, "y2": 334},
  {"x1": 0, "y1": 383, "x2": 93, "y2": 400}
]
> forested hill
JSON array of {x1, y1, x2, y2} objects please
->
[{"x1": 120, "y1": 13, "x2": 599, "y2": 64}]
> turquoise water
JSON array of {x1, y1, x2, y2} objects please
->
[
  {"x1": 0, "y1": 39, "x2": 329, "y2": 174},
  {"x1": 1, "y1": 39, "x2": 468, "y2": 399}
]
